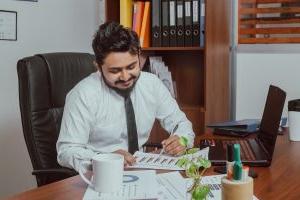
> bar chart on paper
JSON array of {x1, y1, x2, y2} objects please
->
[{"x1": 128, "y1": 148, "x2": 209, "y2": 170}]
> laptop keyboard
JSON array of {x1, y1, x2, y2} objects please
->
[{"x1": 222, "y1": 140, "x2": 256, "y2": 161}]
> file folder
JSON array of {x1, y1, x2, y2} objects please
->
[
  {"x1": 176, "y1": 0, "x2": 185, "y2": 47},
  {"x1": 169, "y1": 0, "x2": 177, "y2": 47},
  {"x1": 140, "y1": 2, "x2": 151, "y2": 47},
  {"x1": 192, "y1": 0, "x2": 200, "y2": 46},
  {"x1": 162, "y1": 0, "x2": 170, "y2": 47},
  {"x1": 151, "y1": 0, "x2": 162, "y2": 47},
  {"x1": 120, "y1": 0, "x2": 133, "y2": 28},
  {"x1": 200, "y1": 0, "x2": 205, "y2": 47},
  {"x1": 184, "y1": 0, "x2": 193, "y2": 46},
  {"x1": 132, "y1": 1, "x2": 145, "y2": 37}
]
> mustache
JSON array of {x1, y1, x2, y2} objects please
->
[{"x1": 115, "y1": 76, "x2": 136, "y2": 84}]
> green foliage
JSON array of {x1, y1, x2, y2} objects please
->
[
  {"x1": 176, "y1": 136, "x2": 212, "y2": 200},
  {"x1": 192, "y1": 185, "x2": 210, "y2": 200},
  {"x1": 179, "y1": 136, "x2": 188, "y2": 147}
]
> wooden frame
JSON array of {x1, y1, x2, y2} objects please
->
[{"x1": 239, "y1": 0, "x2": 300, "y2": 43}]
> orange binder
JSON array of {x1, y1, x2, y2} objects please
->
[
  {"x1": 132, "y1": 1, "x2": 145, "y2": 36},
  {"x1": 140, "y1": 2, "x2": 151, "y2": 48}
]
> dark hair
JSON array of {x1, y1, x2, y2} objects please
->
[{"x1": 92, "y1": 21, "x2": 141, "y2": 66}]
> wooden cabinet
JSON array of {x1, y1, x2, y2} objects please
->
[{"x1": 104, "y1": 0, "x2": 230, "y2": 142}]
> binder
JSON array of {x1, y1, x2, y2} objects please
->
[
  {"x1": 132, "y1": 1, "x2": 145, "y2": 37},
  {"x1": 176, "y1": 0, "x2": 185, "y2": 47},
  {"x1": 184, "y1": 0, "x2": 193, "y2": 46},
  {"x1": 161, "y1": 0, "x2": 170, "y2": 47},
  {"x1": 151, "y1": 0, "x2": 162, "y2": 47},
  {"x1": 192, "y1": 0, "x2": 200, "y2": 46},
  {"x1": 200, "y1": 0, "x2": 205, "y2": 47},
  {"x1": 169, "y1": 0, "x2": 177, "y2": 47},
  {"x1": 120, "y1": 0, "x2": 133, "y2": 28},
  {"x1": 140, "y1": 2, "x2": 151, "y2": 48}
]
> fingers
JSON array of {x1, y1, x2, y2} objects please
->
[
  {"x1": 162, "y1": 135, "x2": 186, "y2": 156},
  {"x1": 112, "y1": 149, "x2": 136, "y2": 166}
]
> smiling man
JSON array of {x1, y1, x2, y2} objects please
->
[{"x1": 56, "y1": 22, "x2": 195, "y2": 171}]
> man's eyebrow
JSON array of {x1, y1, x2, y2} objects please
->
[{"x1": 109, "y1": 61, "x2": 138, "y2": 70}]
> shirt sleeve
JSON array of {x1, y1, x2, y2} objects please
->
[
  {"x1": 154, "y1": 77, "x2": 195, "y2": 148},
  {"x1": 56, "y1": 89, "x2": 97, "y2": 172}
]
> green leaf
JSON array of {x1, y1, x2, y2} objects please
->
[
  {"x1": 198, "y1": 158, "x2": 211, "y2": 169},
  {"x1": 186, "y1": 163, "x2": 198, "y2": 178},
  {"x1": 179, "y1": 136, "x2": 188, "y2": 147},
  {"x1": 176, "y1": 158, "x2": 188, "y2": 167},
  {"x1": 192, "y1": 185, "x2": 210, "y2": 200},
  {"x1": 187, "y1": 148, "x2": 199, "y2": 154}
]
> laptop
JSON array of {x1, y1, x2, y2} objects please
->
[{"x1": 200, "y1": 85, "x2": 286, "y2": 167}]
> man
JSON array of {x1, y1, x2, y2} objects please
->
[{"x1": 56, "y1": 22, "x2": 195, "y2": 171}]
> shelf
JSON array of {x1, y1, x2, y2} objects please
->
[
  {"x1": 180, "y1": 105, "x2": 205, "y2": 113},
  {"x1": 142, "y1": 47, "x2": 204, "y2": 51}
]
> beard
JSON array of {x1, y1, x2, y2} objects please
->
[{"x1": 100, "y1": 70, "x2": 140, "y2": 98}]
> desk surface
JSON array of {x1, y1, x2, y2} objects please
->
[{"x1": 7, "y1": 132, "x2": 300, "y2": 200}]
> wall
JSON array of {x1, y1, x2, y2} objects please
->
[
  {"x1": 231, "y1": 2, "x2": 300, "y2": 120},
  {"x1": 0, "y1": 0, "x2": 99, "y2": 198},
  {"x1": 234, "y1": 45, "x2": 300, "y2": 119}
]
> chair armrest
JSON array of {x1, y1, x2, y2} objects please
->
[{"x1": 32, "y1": 168, "x2": 77, "y2": 176}]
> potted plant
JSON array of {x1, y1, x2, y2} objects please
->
[{"x1": 176, "y1": 136, "x2": 212, "y2": 200}]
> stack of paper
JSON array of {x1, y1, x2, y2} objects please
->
[
  {"x1": 127, "y1": 147, "x2": 209, "y2": 170},
  {"x1": 149, "y1": 56, "x2": 176, "y2": 98}
]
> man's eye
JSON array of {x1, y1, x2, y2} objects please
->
[
  {"x1": 127, "y1": 65, "x2": 136, "y2": 70},
  {"x1": 109, "y1": 70, "x2": 120, "y2": 74}
]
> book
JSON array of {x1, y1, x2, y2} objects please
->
[
  {"x1": 207, "y1": 118, "x2": 288, "y2": 135},
  {"x1": 207, "y1": 119, "x2": 261, "y2": 133},
  {"x1": 120, "y1": 0, "x2": 133, "y2": 28}
]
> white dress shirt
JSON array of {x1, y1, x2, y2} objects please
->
[{"x1": 56, "y1": 71, "x2": 195, "y2": 172}]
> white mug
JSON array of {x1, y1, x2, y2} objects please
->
[
  {"x1": 289, "y1": 111, "x2": 300, "y2": 141},
  {"x1": 79, "y1": 153, "x2": 124, "y2": 193}
]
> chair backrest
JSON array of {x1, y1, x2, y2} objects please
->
[{"x1": 17, "y1": 52, "x2": 96, "y2": 177}]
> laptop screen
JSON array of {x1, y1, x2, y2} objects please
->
[{"x1": 258, "y1": 85, "x2": 286, "y2": 157}]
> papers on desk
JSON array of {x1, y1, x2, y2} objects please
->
[
  {"x1": 157, "y1": 171, "x2": 187, "y2": 199},
  {"x1": 83, "y1": 170, "x2": 260, "y2": 200},
  {"x1": 83, "y1": 170, "x2": 158, "y2": 200},
  {"x1": 127, "y1": 147, "x2": 209, "y2": 170}
]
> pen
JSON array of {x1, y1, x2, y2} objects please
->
[{"x1": 158, "y1": 124, "x2": 179, "y2": 157}]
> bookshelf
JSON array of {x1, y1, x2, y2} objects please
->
[{"x1": 104, "y1": 0, "x2": 230, "y2": 142}]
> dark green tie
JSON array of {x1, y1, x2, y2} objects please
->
[{"x1": 124, "y1": 95, "x2": 139, "y2": 154}]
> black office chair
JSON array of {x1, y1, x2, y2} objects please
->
[{"x1": 17, "y1": 52, "x2": 96, "y2": 186}]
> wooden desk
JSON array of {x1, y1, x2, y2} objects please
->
[{"x1": 7, "y1": 133, "x2": 300, "y2": 200}]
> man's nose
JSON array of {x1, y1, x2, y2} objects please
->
[{"x1": 120, "y1": 70, "x2": 130, "y2": 81}]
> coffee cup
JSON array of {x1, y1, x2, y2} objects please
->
[
  {"x1": 79, "y1": 153, "x2": 124, "y2": 193},
  {"x1": 288, "y1": 99, "x2": 300, "y2": 141}
]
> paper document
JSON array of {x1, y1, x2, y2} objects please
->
[
  {"x1": 157, "y1": 171, "x2": 187, "y2": 199},
  {"x1": 128, "y1": 148, "x2": 209, "y2": 170},
  {"x1": 83, "y1": 170, "x2": 158, "y2": 200},
  {"x1": 186, "y1": 175, "x2": 259, "y2": 200}
]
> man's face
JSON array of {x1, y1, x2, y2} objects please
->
[{"x1": 98, "y1": 52, "x2": 141, "y2": 90}]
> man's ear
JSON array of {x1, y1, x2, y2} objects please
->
[{"x1": 93, "y1": 61, "x2": 101, "y2": 71}]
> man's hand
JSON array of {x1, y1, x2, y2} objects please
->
[
  {"x1": 161, "y1": 135, "x2": 186, "y2": 156},
  {"x1": 113, "y1": 149, "x2": 136, "y2": 166}
]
